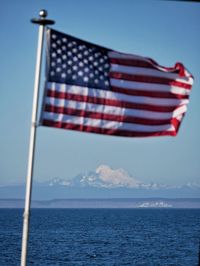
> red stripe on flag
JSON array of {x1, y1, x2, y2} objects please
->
[
  {"x1": 42, "y1": 119, "x2": 177, "y2": 137},
  {"x1": 109, "y1": 58, "x2": 158, "y2": 69},
  {"x1": 44, "y1": 105, "x2": 174, "y2": 126},
  {"x1": 46, "y1": 89, "x2": 179, "y2": 113},
  {"x1": 109, "y1": 72, "x2": 192, "y2": 89},
  {"x1": 110, "y1": 55, "x2": 192, "y2": 78},
  {"x1": 111, "y1": 86, "x2": 189, "y2": 99}
]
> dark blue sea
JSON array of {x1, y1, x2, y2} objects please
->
[{"x1": 0, "y1": 209, "x2": 200, "y2": 266}]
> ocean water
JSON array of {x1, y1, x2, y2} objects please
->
[{"x1": 0, "y1": 209, "x2": 199, "y2": 266}]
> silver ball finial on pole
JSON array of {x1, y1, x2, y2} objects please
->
[
  {"x1": 39, "y1": 9, "x2": 48, "y2": 18},
  {"x1": 31, "y1": 9, "x2": 55, "y2": 25}
]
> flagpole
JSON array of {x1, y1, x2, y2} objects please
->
[{"x1": 21, "y1": 10, "x2": 54, "y2": 266}]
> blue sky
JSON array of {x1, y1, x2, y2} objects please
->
[{"x1": 0, "y1": 0, "x2": 200, "y2": 188}]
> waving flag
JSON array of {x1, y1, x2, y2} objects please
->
[{"x1": 40, "y1": 28, "x2": 193, "y2": 137}]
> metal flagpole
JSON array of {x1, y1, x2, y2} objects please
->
[{"x1": 20, "y1": 10, "x2": 54, "y2": 266}]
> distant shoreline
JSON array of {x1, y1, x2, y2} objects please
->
[{"x1": 0, "y1": 198, "x2": 200, "y2": 209}]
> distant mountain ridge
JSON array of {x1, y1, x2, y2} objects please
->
[
  {"x1": 0, "y1": 165, "x2": 199, "y2": 200},
  {"x1": 39, "y1": 164, "x2": 200, "y2": 190},
  {"x1": 44, "y1": 165, "x2": 142, "y2": 189}
]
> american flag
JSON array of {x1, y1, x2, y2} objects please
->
[{"x1": 40, "y1": 28, "x2": 194, "y2": 137}]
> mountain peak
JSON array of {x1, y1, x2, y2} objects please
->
[
  {"x1": 34, "y1": 164, "x2": 200, "y2": 193},
  {"x1": 45, "y1": 165, "x2": 141, "y2": 189},
  {"x1": 1, "y1": 165, "x2": 200, "y2": 200},
  {"x1": 95, "y1": 164, "x2": 140, "y2": 188}
]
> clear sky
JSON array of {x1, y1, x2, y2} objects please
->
[{"x1": 0, "y1": 0, "x2": 200, "y2": 187}]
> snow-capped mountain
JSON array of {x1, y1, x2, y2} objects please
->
[
  {"x1": 43, "y1": 164, "x2": 200, "y2": 192},
  {"x1": 45, "y1": 164, "x2": 142, "y2": 189},
  {"x1": 44, "y1": 164, "x2": 179, "y2": 190},
  {"x1": 0, "y1": 165, "x2": 199, "y2": 200}
]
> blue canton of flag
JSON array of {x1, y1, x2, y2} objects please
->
[{"x1": 47, "y1": 29, "x2": 110, "y2": 90}]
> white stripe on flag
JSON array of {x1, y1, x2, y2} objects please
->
[
  {"x1": 46, "y1": 82, "x2": 189, "y2": 107},
  {"x1": 45, "y1": 97, "x2": 187, "y2": 120},
  {"x1": 110, "y1": 64, "x2": 193, "y2": 85},
  {"x1": 110, "y1": 78, "x2": 191, "y2": 95},
  {"x1": 42, "y1": 112, "x2": 175, "y2": 133}
]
